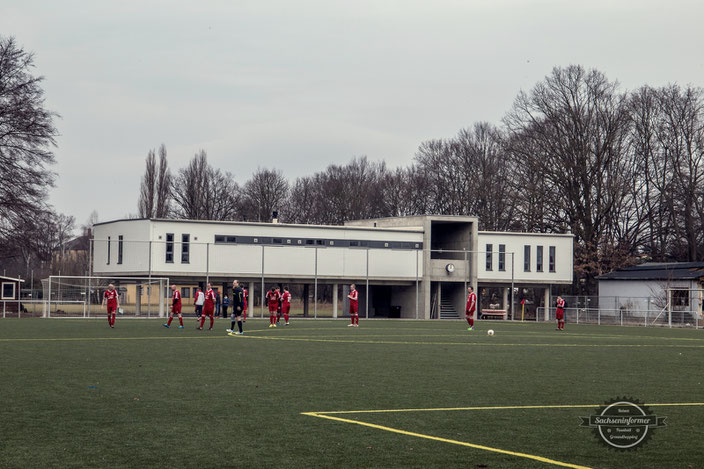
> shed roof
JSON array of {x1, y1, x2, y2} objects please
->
[
  {"x1": 0, "y1": 276, "x2": 25, "y2": 283},
  {"x1": 597, "y1": 262, "x2": 704, "y2": 281}
]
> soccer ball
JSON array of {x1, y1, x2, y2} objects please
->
[{"x1": 487, "y1": 329, "x2": 495, "y2": 336}]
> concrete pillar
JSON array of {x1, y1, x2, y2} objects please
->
[
  {"x1": 332, "y1": 283, "x2": 338, "y2": 318},
  {"x1": 135, "y1": 284, "x2": 142, "y2": 316},
  {"x1": 502, "y1": 287, "x2": 509, "y2": 311},
  {"x1": 303, "y1": 284, "x2": 310, "y2": 317},
  {"x1": 544, "y1": 286, "x2": 550, "y2": 322},
  {"x1": 159, "y1": 282, "x2": 165, "y2": 318},
  {"x1": 342, "y1": 284, "x2": 350, "y2": 317}
]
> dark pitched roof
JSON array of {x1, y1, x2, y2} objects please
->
[{"x1": 597, "y1": 262, "x2": 704, "y2": 281}]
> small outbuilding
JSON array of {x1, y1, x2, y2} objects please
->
[
  {"x1": 597, "y1": 262, "x2": 704, "y2": 325},
  {"x1": 1, "y1": 275, "x2": 25, "y2": 316}
]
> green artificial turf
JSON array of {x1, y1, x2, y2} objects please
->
[{"x1": 0, "y1": 318, "x2": 702, "y2": 468}]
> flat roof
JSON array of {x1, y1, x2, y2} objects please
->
[
  {"x1": 0, "y1": 276, "x2": 25, "y2": 283},
  {"x1": 478, "y1": 231, "x2": 574, "y2": 238},
  {"x1": 598, "y1": 262, "x2": 704, "y2": 281},
  {"x1": 93, "y1": 218, "x2": 423, "y2": 234}
]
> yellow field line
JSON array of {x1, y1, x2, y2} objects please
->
[
  {"x1": 309, "y1": 402, "x2": 704, "y2": 415},
  {"x1": 303, "y1": 402, "x2": 704, "y2": 468},
  {"x1": 240, "y1": 335, "x2": 704, "y2": 348},
  {"x1": 0, "y1": 335, "x2": 233, "y2": 343},
  {"x1": 251, "y1": 331, "x2": 704, "y2": 342},
  {"x1": 302, "y1": 412, "x2": 591, "y2": 469}
]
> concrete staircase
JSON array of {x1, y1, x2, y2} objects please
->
[{"x1": 439, "y1": 285, "x2": 460, "y2": 319}]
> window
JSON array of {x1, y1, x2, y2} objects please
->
[
  {"x1": 498, "y1": 244, "x2": 506, "y2": 271},
  {"x1": 165, "y1": 233, "x2": 174, "y2": 263},
  {"x1": 286, "y1": 239, "x2": 292, "y2": 244},
  {"x1": 524, "y1": 245, "x2": 531, "y2": 272},
  {"x1": 350, "y1": 241, "x2": 359, "y2": 247},
  {"x1": 1, "y1": 282, "x2": 15, "y2": 299},
  {"x1": 306, "y1": 239, "x2": 314, "y2": 245},
  {"x1": 316, "y1": 240, "x2": 325, "y2": 245},
  {"x1": 536, "y1": 246, "x2": 543, "y2": 272},
  {"x1": 215, "y1": 235, "x2": 225, "y2": 243},
  {"x1": 181, "y1": 234, "x2": 190, "y2": 263},
  {"x1": 117, "y1": 235, "x2": 123, "y2": 264},
  {"x1": 485, "y1": 244, "x2": 493, "y2": 271},
  {"x1": 549, "y1": 246, "x2": 556, "y2": 272},
  {"x1": 181, "y1": 287, "x2": 190, "y2": 299},
  {"x1": 107, "y1": 236, "x2": 111, "y2": 265},
  {"x1": 273, "y1": 238, "x2": 282, "y2": 244}
]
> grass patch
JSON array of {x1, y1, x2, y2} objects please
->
[{"x1": 1, "y1": 318, "x2": 703, "y2": 468}]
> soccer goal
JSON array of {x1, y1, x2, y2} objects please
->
[{"x1": 42, "y1": 275, "x2": 170, "y2": 318}]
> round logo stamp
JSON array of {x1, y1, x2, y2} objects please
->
[{"x1": 580, "y1": 397, "x2": 667, "y2": 450}]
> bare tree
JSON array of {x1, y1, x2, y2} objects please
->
[
  {"x1": 0, "y1": 36, "x2": 59, "y2": 246},
  {"x1": 241, "y1": 168, "x2": 289, "y2": 222},
  {"x1": 138, "y1": 149, "x2": 157, "y2": 218},
  {"x1": 504, "y1": 65, "x2": 634, "y2": 291},
  {"x1": 138, "y1": 144, "x2": 171, "y2": 218},
  {"x1": 171, "y1": 150, "x2": 239, "y2": 220}
]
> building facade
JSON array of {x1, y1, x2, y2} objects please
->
[{"x1": 92, "y1": 216, "x2": 573, "y2": 319}]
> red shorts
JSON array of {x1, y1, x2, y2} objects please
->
[
  {"x1": 203, "y1": 305, "x2": 214, "y2": 316},
  {"x1": 269, "y1": 307, "x2": 278, "y2": 313},
  {"x1": 466, "y1": 309, "x2": 475, "y2": 317},
  {"x1": 349, "y1": 303, "x2": 358, "y2": 315},
  {"x1": 107, "y1": 303, "x2": 117, "y2": 314},
  {"x1": 172, "y1": 303, "x2": 182, "y2": 314},
  {"x1": 556, "y1": 309, "x2": 564, "y2": 320},
  {"x1": 282, "y1": 304, "x2": 290, "y2": 314}
]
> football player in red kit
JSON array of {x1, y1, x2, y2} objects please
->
[
  {"x1": 347, "y1": 284, "x2": 359, "y2": 327},
  {"x1": 102, "y1": 283, "x2": 119, "y2": 328},
  {"x1": 281, "y1": 286, "x2": 292, "y2": 325},
  {"x1": 242, "y1": 288, "x2": 248, "y2": 322},
  {"x1": 198, "y1": 283, "x2": 216, "y2": 330},
  {"x1": 465, "y1": 286, "x2": 476, "y2": 331},
  {"x1": 163, "y1": 284, "x2": 184, "y2": 328},
  {"x1": 555, "y1": 295, "x2": 565, "y2": 331},
  {"x1": 266, "y1": 287, "x2": 280, "y2": 327}
]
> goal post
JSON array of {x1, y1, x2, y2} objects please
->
[{"x1": 43, "y1": 276, "x2": 170, "y2": 318}]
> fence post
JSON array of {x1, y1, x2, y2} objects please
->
[
  {"x1": 314, "y1": 247, "x2": 318, "y2": 319},
  {"x1": 205, "y1": 243, "x2": 210, "y2": 286},
  {"x1": 48, "y1": 275, "x2": 52, "y2": 319},
  {"x1": 667, "y1": 289, "x2": 672, "y2": 328},
  {"x1": 261, "y1": 246, "x2": 265, "y2": 319},
  {"x1": 598, "y1": 307, "x2": 600, "y2": 325},
  {"x1": 510, "y1": 253, "x2": 515, "y2": 320},
  {"x1": 365, "y1": 248, "x2": 370, "y2": 320},
  {"x1": 415, "y1": 249, "x2": 419, "y2": 320}
]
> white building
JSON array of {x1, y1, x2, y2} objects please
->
[
  {"x1": 597, "y1": 262, "x2": 704, "y2": 323},
  {"x1": 92, "y1": 215, "x2": 573, "y2": 319}
]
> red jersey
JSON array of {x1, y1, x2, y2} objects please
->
[
  {"x1": 281, "y1": 291, "x2": 291, "y2": 306},
  {"x1": 349, "y1": 289, "x2": 358, "y2": 305},
  {"x1": 243, "y1": 289, "x2": 248, "y2": 311},
  {"x1": 205, "y1": 289, "x2": 216, "y2": 308},
  {"x1": 466, "y1": 292, "x2": 476, "y2": 314},
  {"x1": 104, "y1": 289, "x2": 118, "y2": 306},
  {"x1": 266, "y1": 290, "x2": 280, "y2": 311},
  {"x1": 172, "y1": 290, "x2": 181, "y2": 306},
  {"x1": 556, "y1": 298, "x2": 565, "y2": 310}
]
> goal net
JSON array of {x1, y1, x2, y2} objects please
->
[{"x1": 42, "y1": 275, "x2": 170, "y2": 318}]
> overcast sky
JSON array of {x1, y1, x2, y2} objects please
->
[{"x1": 2, "y1": 0, "x2": 703, "y2": 224}]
